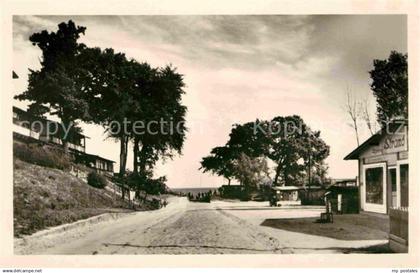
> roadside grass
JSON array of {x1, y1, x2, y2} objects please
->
[
  {"x1": 13, "y1": 159, "x2": 134, "y2": 237},
  {"x1": 261, "y1": 213, "x2": 389, "y2": 241}
]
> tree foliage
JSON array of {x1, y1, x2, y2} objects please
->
[
  {"x1": 200, "y1": 146, "x2": 236, "y2": 184},
  {"x1": 16, "y1": 20, "x2": 188, "y2": 199},
  {"x1": 200, "y1": 115, "x2": 330, "y2": 187},
  {"x1": 369, "y1": 51, "x2": 408, "y2": 124},
  {"x1": 14, "y1": 20, "x2": 90, "y2": 153},
  {"x1": 232, "y1": 153, "x2": 270, "y2": 190}
]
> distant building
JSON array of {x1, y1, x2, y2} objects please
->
[
  {"x1": 330, "y1": 178, "x2": 357, "y2": 187},
  {"x1": 73, "y1": 153, "x2": 115, "y2": 177},
  {"x1": 272, "y1": 186, "x2": 301, "y2": 205},
  {"x1": 344, "y1": 121, "x2": 408, "y2": 214}
]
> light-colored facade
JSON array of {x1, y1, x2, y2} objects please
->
[
  {"x1": 345, "y1": 123, "x2": 408, "y2": 214},
  {"x1": 13, "y1": 106, "x2": 114, "y2": 177}
]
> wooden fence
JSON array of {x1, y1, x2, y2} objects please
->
[{"x1": 389, "y1": 207, "x2": 408, "y2": 253}]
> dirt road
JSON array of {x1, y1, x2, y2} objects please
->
[{"x1": 15, "y1": 197, "x2": 388, "y2": 254}]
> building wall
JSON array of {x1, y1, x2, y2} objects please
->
[{"x1": 13, "y1": 108, "x2": 86, "y2": 153}]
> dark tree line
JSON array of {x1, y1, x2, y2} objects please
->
[
  {"x1": 370, "y1": 51, "x2": 408, "y2": 125},
  {"x1": 345, "y1": 51, "x2": 408, "y2": 145},
  {"x1": 200, "y1": 115, "x2": 330, "y2": 189}
]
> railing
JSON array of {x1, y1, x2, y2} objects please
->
[
  {"x1": 389, "y1": 207, "x2": 408, "y2": 253},
  {"x1": 13, "y1": 123, "x2": 85, "y2": 152},
  {"x1": 12, "y1": 124, "x2": 31, "y2": 137},
  {"x1": 68, "y1": 142, "x2": 85, "y2": 152}
]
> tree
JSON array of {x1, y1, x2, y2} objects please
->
[
  {"x1": 200, "y1": 146, "x2": 236, "y2": 185},
  {"x1": 361, "y1": 97, "x2": 377, "y2": 136},
  {"x1": 200, "y1": 120, "x2": 268, "y2": 186},
  {"x1": 227, "y1": 120, "x2": 269, "y2": 158},
  {"x1": 131, "y1": 65, "x2": 187, "y2": 181},
  {"x1": 345, "y1": 89, "x2": 361, "y2": 146},
  {"x1": 232, "y1": 153, "x2": 270, "y2": 191},
  {"x1": 78, "y1": 48, "x2": 141, "y2": 201},
  {"x1": 201, "y1": 115, "x2": 330, "y2": 188},
  {"x1": 299, "y1": 130, "x2": 330, "y2": 186},
  {"x1": 83, "y1": 50, "x2": 187, "y2": 197},
  {"x1": 369, "y1": 51, "x2": 408, "y2": 125},
  {"x1": 265, "y1": 116, "x2": 305, "y2": 186},
  {"x1": 15, "y1": 20, "x2": 90, "y2": 153}
]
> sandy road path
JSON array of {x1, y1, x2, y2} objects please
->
[
  {"x1": 15, "y1": 197, "x2": 387, "y2": 254},
  {"x1": 17, "y1": 197, "x2": 284, "y2": 254}
]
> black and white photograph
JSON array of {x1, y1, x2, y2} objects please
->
[
  {"x1": 9, "y1": 14, "x2": 410, "y2": 255},
  {"x1": 1, "y1": 1, "x2": 420, "y2": 270}
]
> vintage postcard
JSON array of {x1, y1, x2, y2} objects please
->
[{"x1": 0, "y1": 0, "x2": 419, "y2": 269}]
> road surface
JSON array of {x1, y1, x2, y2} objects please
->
[{"x1": 15, "y1": 197, "x2": 387, "y2": 254}]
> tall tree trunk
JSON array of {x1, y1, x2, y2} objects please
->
[
  {"x1": 119, "y1": 135, "x2": 128, "y2": 200},
  {"x1": 133, "y1": 138, "x2": 139, "y2": 174},
  {"x1": 353, "y1": 120, "x2": 360, "y2": 146},
  {"x1": 273, "y1": 164, "x2": 282, "y2": 186},
  {"x1": 138, "y1": 144, "x2": 147, "y2": 175},
  {"x1": 136, "y1": 144, "x2": 148, "y2": 202},
  {"x1": 119, "y1": 135, "x2": 128, "y2": 176},
  {"x1": 63, "y1": 140, "x2": 69, "y2": 154},
  {"x1": 61, "y1": 118, "x2": 71, "y2": 155}
]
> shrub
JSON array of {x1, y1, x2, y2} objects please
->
[
  {"x1": 87, "y1": 172, "x2": 107, "y2": 189},
  {"x1": 13, "y1": 142, "x2": 71, "y2": 170}
]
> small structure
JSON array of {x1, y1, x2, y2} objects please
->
[
  {"x1": 325, "y1": 184, "x2": 359, "y2": 214},
  {"x1": 272, "y1": 186, "x2": 301, "y2": 205},
  {"x1": 298, "y1": 185, "x2": 326, "y2": 205},
  {"x1": 330, "y1": 178, "x2": 357, "y2": 187}
]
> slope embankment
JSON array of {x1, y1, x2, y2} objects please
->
[{"x1": 13, "y1": 159, "x2": 134, "y2": 237}]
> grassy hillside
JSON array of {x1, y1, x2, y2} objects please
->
[{"x1": 13, "y1": 159, "x2": 133, "y2": 237}]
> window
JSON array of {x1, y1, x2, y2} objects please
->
[
  {"x1": 389, "y1": 168, "x2": 397, "y2": 207},
  {"x1": 400, "y1": 164, "x2": 409, "y2": 207},
  {"x1": 365, "y1": 167, "x2": 384, "y2": 204}
]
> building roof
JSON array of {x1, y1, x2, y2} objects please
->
[
  {"x1": 344, "y1": 133, "x2": 382, "y2": 160},
  {"x1": 93, "y1": 154, "x2": 115, "y2": 163},
  {"x1": 272, "y1": 186, "x2": 300, "y2": 191},
  {"x1": 13, "y1": 106, "x2": 89, "y2": 138},
  {"x1": 331, "y1": 178, "x2": 357, "y2": 183},
  {"x1": 344, "y1": 120, "x2": 408, "y2": 160},
  {"x1": 79, "y1": 152, "x2": 115, "y2": 163}
]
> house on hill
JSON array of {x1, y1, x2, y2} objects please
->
[
  {"x1": 13, "y1": 106, "x2": 115, "y2": 177},
  {"x1": 13, "y1": 106, "x2": 87, "y2": 153},
  {"x1": 344, "y1": 121, "x2": 408, "y2": 214}
]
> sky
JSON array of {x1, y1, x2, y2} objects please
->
[{"x1": 12, "y1": 15, "x2": 407, "y2": 188}]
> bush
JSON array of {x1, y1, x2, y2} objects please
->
[
  {"x1": 87, "y1": 172, "x2": 107, "y2": 189},
  {"x1": 13, "y1": 142, "x2": 71, "y2": 170}
]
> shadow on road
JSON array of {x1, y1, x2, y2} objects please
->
[{"x1": 261, "y1": 214, "x2": 389, "y2": 241}]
